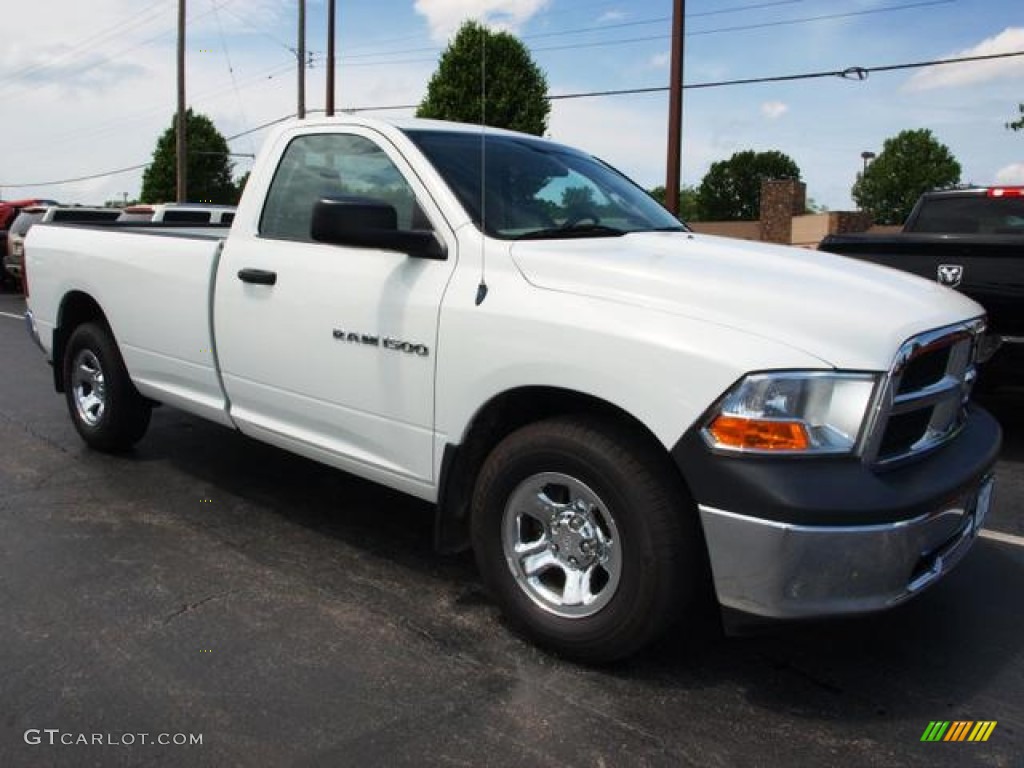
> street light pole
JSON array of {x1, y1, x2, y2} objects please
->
[
  {"x1": 861, "y1": 151, "x2": 876, "y2": 175},
  {"x1": 665, "y1": 0, "x2": 685, "y2": 217},
  {"x1": 176, "y1": 0, "x2": 187, "y2": 202}
]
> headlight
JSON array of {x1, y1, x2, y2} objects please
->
[{"x1": 703, "y1": 372, "x2": 879, "y2": 455}]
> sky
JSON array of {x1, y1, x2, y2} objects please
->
[{"x1": 1, "y1": 0, "x2": 1022, "y2": 212}]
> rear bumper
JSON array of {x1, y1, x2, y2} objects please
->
[{"x1": 673, "y1": 406, "x2": 1001, "y2": 619}]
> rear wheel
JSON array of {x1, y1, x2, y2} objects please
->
[
  {"x1": 471, "y1": 416, "x2": 702, "y2": 663},
  {"x1": 63, "y1": 323, "x2": 151, "y2": 452}
]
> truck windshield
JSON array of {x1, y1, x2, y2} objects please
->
[{"x1": 404, "y1": 129, "x2": 686, "y2": 240}]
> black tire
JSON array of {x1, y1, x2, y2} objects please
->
[
  {"x1": 471, "y1": 415, "x2": 702, "y2": 663},
  {"x1": 63, "y1": 322, "x2": 151, "y2": 452}
]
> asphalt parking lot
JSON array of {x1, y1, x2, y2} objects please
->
[{"x1": 0, "y1": 291, "x2": 1021, "y2": 767}]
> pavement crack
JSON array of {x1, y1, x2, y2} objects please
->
[
  {"x1": 0, "y1": 408, "x2": 73, "y2": 457},
  {"x1": 764, "y1": 654, "x2": 845, "y2": 695},
  {"x1": 536, "y1": 682, "x2": 702, "y2": 766},
  {"x1": 162, "y1": 589, "x2": 239, "y2": 624}
]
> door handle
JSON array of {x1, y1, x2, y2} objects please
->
[{"x1": 237, "y1": 268, "x2": 277, "y2": 286}]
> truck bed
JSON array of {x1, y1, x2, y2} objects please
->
[
  {"x1": 26, "y1": 222, "x2": 232, "y2": 425},
  {"x1": 819, "y1": 232, "x2": 1024, "y2": 338}
]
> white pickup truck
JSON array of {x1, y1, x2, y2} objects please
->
[{"x1": 24, "y1": 116, "x2": 1000, "y2": 661}]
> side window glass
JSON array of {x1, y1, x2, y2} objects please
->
[{"x1": 260, "y1": 133, "x2": 427, "y2": 241}]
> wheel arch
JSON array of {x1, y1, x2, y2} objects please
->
[
  {"x1": 435, "y1": 385, "x2": 691, "y2": 553},
  {"x1": 53, "y1": 291, "x2": 110, "y2": 392}
]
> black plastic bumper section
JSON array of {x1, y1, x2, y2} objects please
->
[{"x1": 670, "y1": 405, "x2": 1002, "y2": 527}]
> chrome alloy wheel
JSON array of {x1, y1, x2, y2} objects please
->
[
  {"x1": 502, "y1": 472, "x2": 622, "y2": 619},
  {"x1": 70, "y1": 348, "x2": 106, "y2": 427}
]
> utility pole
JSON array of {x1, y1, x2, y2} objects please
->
[
  {"x1": 297, "y1": 0, "x2": 306, "y2": 118},
  {"x1": 176, "y1": 0, "x2": 187, "y2": 202},
  {"x1": 665, "y1": 0, "x2": 685, "y2": 217},
  {"x1": 326, "y1": 0, "x2": 336, "y2": 116}
]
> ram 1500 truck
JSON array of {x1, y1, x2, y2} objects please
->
[
  {"x1": 820, "y1": 186, "x2": 1024, "y2": 381},
  {"x1": 24, "y1": 117, "x2": 1001, "y2": 662}
]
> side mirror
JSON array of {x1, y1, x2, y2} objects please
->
[{"x1": 310, "y1": 197, "x2": 446, "y2": 260}]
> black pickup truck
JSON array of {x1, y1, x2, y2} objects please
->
[{"x1": 820, "y1": 186, "x2": 1023, "y2": 380}]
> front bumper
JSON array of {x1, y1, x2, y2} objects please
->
[
  {"x1": 700, "y1": 474, "x2": 993, "y2": 618},
  {"x1": 673, "y1": 406, "x2": 1001, "y2": 619}
]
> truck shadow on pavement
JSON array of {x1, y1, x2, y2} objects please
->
[{"x1": 100, "y1": 403, "x2": 1021, "y2": 738}]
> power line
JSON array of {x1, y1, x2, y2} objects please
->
[
  {"x1": 0, "y1": 1, "x2": 174, "y2": 90},
  {"x1": 6, "y1": 49, "x2": 1020, "y2": 189},
  {"x1": 485, "y1": 0, "x2": 812, "y2": 45},
  {"x1": 210, "y1": 0, "x2": 255, "y2": 156},
  {"x1": 13, "y1": 57, "x2": 296, "y2": 157},
  {"x1": 215, "y1": 0, "x2": 294, "y2": 52},
  {"x1": 253, "y1": 48, "x2": 1024, "y2": 122},
  {"x1": 690, "y1": 0, "x2": 809, "y2": 17},
  {"x1": 530, "y1": 0, "x2": 955, "y2": 56},
  {"x1": 333, "y1": 0, "x2": 947, "y2": 66},
  {"x1": 4, "y1": 163, "x2": 151, "y2": 189},
  {"x1": 340, "y1": 0, "x2": 809, "y2": 58},
  {"x1": 0, "y1": 0, "x2": 248, "y2": 100},
  {"x1": 225, "y1": 114, "x2": 296, "y2": 142}
]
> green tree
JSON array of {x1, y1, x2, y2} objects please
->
[
  {"x1": 1007, "y1": 104, "x2": 1024, "y2": 131},
  {"x1": 234, "y1": 170, "x2": 251, "y2": 204},
  {"x1": 561, "y1": 185, "x2": 596, "y2": 213},
  {"x1": 648, "y1": 184, "x2": 700, "y2": 221},
  {"x1": 852, "y1": 129, "x2": 961, "y2": 225},
  {"x1": 140, "y1": 109, "x2": 237, "y2": 204},
  {"x1": 417, "y1": 20, "x2": 549, "y2": 136},
  {"x1": 695, "y1": 150, "x2": 801, "y2": 221}
]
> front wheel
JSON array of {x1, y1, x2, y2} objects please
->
[
  {"x1": 471, "y1": 416, "x2": 702, "y2": 663},
  {"x1": 63, "y1": 322, "x2": 151, "y2": 452}
]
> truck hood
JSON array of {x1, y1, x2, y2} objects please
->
[{"x1": 510, "y1": 232, "x2": 985, "y2": 370}]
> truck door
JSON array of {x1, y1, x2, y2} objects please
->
[{"x1": 214, "y1": 129, "x2": 456, "y2": 494}]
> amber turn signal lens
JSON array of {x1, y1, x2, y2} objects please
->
[{"x1": 707, "y1": 415, "x2": 811, "y2": 451}]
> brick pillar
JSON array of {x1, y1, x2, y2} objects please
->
[
  {"x1": 759, "y1": 178, "x2": 806, "y2": 244},
  {"x1": 829, "y1": 211, "x2": 874, "y2": 235}
]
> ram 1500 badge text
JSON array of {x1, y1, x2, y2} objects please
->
[{"x1": 24, "y1": 117, "x2": 1001, "y2": 662}]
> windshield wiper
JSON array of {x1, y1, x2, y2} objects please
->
[{"x1": 514, "y1": 223, "x2": 628, "y2": 240}]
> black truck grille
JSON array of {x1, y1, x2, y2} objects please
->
[{"x1": 867, "y1": 321, "x2": 983, "y2": 466}]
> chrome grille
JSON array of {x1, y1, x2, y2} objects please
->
[{"x1": 865, "y1": 320, "x2": 984, "y2": 466}]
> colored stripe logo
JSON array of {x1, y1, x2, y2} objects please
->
[{"x1": 921, "y1": 721, "x2": 997, "y2": 742}]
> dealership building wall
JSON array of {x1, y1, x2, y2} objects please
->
[{"x1": 687, "y1": 179, "x2": 895, "y2": 248}]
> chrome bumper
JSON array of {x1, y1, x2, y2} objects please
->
[{"x1": 699, "y1": 474, "x2": 994, "y2": 619}]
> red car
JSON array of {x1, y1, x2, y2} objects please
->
[{"x1": 0, "y1": 198, "x2": 58, "y2": 291}]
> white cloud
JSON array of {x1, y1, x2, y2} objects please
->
[
  {"x1": 598, "y1": 11, "x2": 627, "y2": 23},
  {"x1": 761, "y1": 101, "x2": 788, "y2": 120},
  {"x1": 647, "y1": 52, "x2": 671, "y2": 70},
  {"x1": 906, "y1": 27, "x2": 1024, "y2": 91},
  {"x1": 414, "y1": 0, "x2": 550, "y2": 42},
  {"x1": 546, "y1": 93, "x2": 721, "y2": 191},
  {"x1": 547, "y1": 96, "x2": 666, "y2": 187},
  {"x1": 996, "y1": 163, "x2": 1024, "y2": 185},
  {"x1": 0, "y1": 0, "x2": 302, "y2": 204}
]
